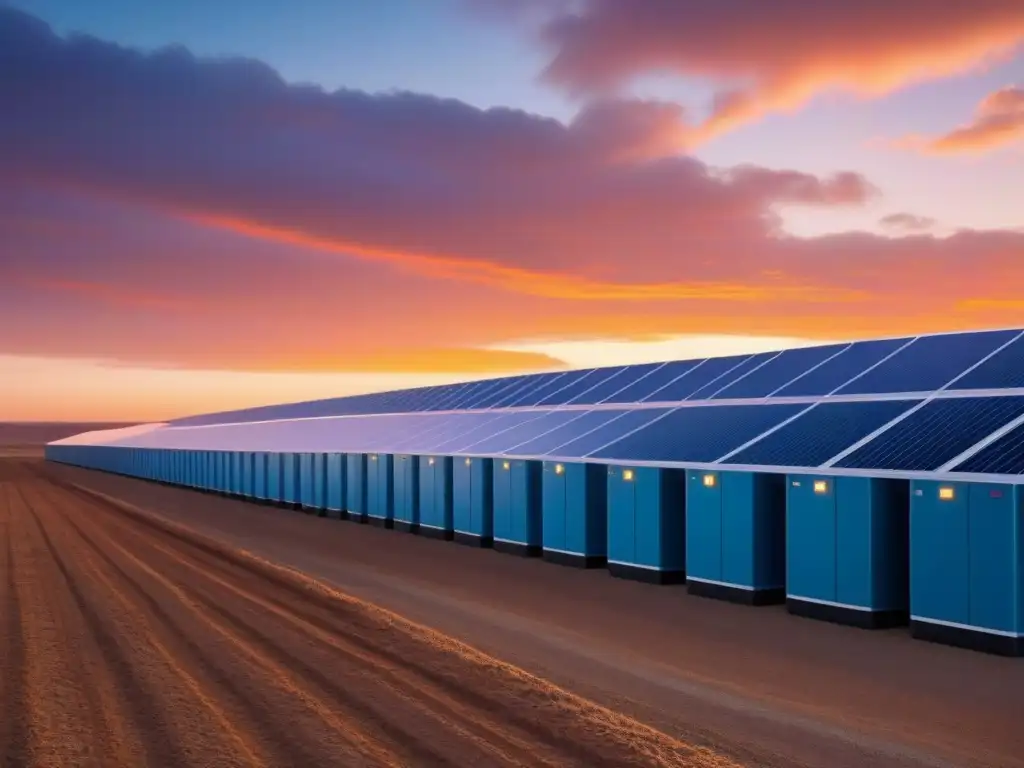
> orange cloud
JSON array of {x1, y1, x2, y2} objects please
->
[
  {"x1": 189, "y1": 212, "x2": 868, "y2": 304},
  {"x1": 3, "y1": 8, "x2": 1024, "y2": 380},
  {"x1": 915, "y1": 86, "x2": 1024, "y2": 154},
  {"x1": 505, "y1": 1, "x2": 1024, "y2": 142}
]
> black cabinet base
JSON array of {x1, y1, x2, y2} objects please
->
[
  {"x1": 454, "y1": 531, "x2": 493, "y2": 548},
  {"x1": 393, "y1": 520, "x2": 419, "y2": 533},
  {"x1": 688, "y1": 580, "x2": 784, "y2": 606},
  {"x1": 493, "y1": 540, "x2": 541, "y2": 557},
  {"x1": 366, "y1": 515, "x2": 394, "y2": 529},
  {"x1": 608, "y1": 563, "x2": 685, "y2": 585},
  {"x1": 542, "y1": 550, "x2": 606, "y2": 569},
  {"x1": 911, "y1": 620, "x2": 1023, "y2": 656},
  {"x1": 787, "y1": 598, "x2": 907, "y2": 629}
]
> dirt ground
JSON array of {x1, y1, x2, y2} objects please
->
[
  {"x1": 9, "y1": 457, "x2": 1024, "y2": 768},
  {"x1": 0, "y1": 458, "x2": 741, "y2": 768}
]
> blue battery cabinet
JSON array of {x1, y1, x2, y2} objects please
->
[
  {"x1": 366, "y1": 453, "x2": 395, "y2": 528},
  {"x1": 685, "y1": 470, "x2": 786, "y2": 605},
  {"x1": 418, "y1": 456, "x2": 454, "y2": 540},
  {"x1": 492, "y1": 459, "x2": 543, "y2": 556},
  {"x1": 786, "y1": 475, "x2": 910, "y2": 628},
  {"x1": 910, "y1": 481, "x2": 1023, "y2": 656},
  {"x1": 346, "y1": 453, "x2": 368, "y2": 522},
  {"x1": 325, "y1": 453, "x2": 346, "y2": 519},
  {"x1": 541, "y1": 462, "x2": 607, "y2": 568},
  {"x1": 281, "y1": 453, "x2": 299, "y2": 509},
  {"x1": 606, "y1": 466, "x2": 686, "y2": 584},
  {"x1": 453, "y1": 456, "x2": 494, "y2": 547},
  {"x1": 393, "y1": 454, "x2": 420, "y2": 532}
]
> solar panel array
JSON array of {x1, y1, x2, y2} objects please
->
[{"x1": 78, "y1": 328, "x2": 1024, "y2": 479}]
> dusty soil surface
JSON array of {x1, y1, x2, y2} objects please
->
[
  {"x1": 25, "y1": 458, "x2": 1024, "y2": 768},
  {"x1": 1, "y1": 459, "x2": 735, "y2": 768}
]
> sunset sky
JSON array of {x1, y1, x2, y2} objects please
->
[{"x1": 2, "y1": 0, "x2": 1023, "y2": 422}]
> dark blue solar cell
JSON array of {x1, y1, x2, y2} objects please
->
[
  {"x1": 591, "y1": 403, "x2": 804, "y2": 463},
  {"x1": 835, "y1": 396, "x2": 1024, "y2": 471},
  {"x1": 457, "y1": 410, "x2": 584, "y2": 454},
  {"x1": 426, "y1": 381, "x2": 482, "y2": 411},
  {"x1": 401, "y1": 386, "x2": 443, "y2": 411},
  {"x1": 452, "y1": 376, "x2": 520, "y2": 411},
  {"x1": 836, "y1": 330, "x2": 1018, "y2": 396},
  {"x1": 644, "y1": 355, "x2": 752, "y2": 402},
  {"x1": 727, "y1": 399, "x2": 920, "y2": 467},
  {"x1": 952, "y1": 422, "x2": 1024, "y2": 474},
  {"x1": 504, "y1": 410, "x2": 625, "y2": 455},
  {"x1": 487, "y1": 373, "x2": 568, "y2": 408},
  {"x1": 549, "y1": 408, "x2": 670, "y2": 456},
  {"x1": 515, "y1": 370, "x2": 599, "y2": 406},
  {"x1": 947, "y1": 332, "x2": 1024, "y2": 391},
  {"x1": 712, "y1": 344, "x2": 851, "y2": 399},
  {"x1": 564, "y1": 365, "x2": 633, "y2": 404},
  {"x1": 599, "y1": 362, "x2": 693, "y2": 404},
  {"x1": 535, "y1": 368, "x2": 622, "y2": 406},
  {"x1": 772, "y1": 338, "x2": 909, "y2": 397},
  {"x1": 688, "y1": 353, "x2": 776, "y2": 400},
  {"x1": 470, "y1": 375, "x2": 534, "y2": 408}
]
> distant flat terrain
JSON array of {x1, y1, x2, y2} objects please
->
[
  {"x1": 1, "y1": 458, "x2": 733, "y2": 768},
  {"x1": 0, "y1": 423, "x2": 136, "y2": 456}
]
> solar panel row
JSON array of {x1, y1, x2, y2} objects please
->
[
  {"x1": 139, "y1": 393, "x2": 1024, "y2": 476},
  {"x1": 169, "y1": 328, "x2": 1024, "y2": 428}
]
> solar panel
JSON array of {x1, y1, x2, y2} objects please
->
[
  {"x1": 422, "y1": 380, "x2": 477, "y2": 411},
  {"x1": 548, "y1": 408, "x2": 671, "y2": 456},
  {"x1": 595, "y1": 362, "x2": 682, "y2": 403},
  {"x1": 418, "y1": 411, "x2": 532, "y2": 452},
  {"x1": 835, "y1": 396, "x2": 1024, "y2": 471},
  {"x1": 458, "y1": 410, "x2": 585, "y2": 454},
  {"x1": 711, "y1": 343, "x2": 849, "y2": 399},
  {"x1": 835, "y1": 330, "x2": 1018, "y2": 396},
  {"x1": 488, "y1": 372, "x2": 567, "y2": 408},
  {"x1": 511, "y1": 369, "x2": 597, "y2": 407},
  {"x1": 590, "y1": 403, "x2": 805, "y2": 463},
  {"x1": 726, "y1": 399, "x2": 920, "y2": 467},
  {"x1": 384, "y1": 412, "x2": 497, "y2": 452},
  {"x1": 562, "y1": 365, "x2": 633, "y2": 404},
  {"x1": 946, "y1": 332, "x2": 1024, "y2": 391},
  {"x1": 952, "y1": 422, "x2": 1024, "y2": 474},
  {"x1": 504, "y1": 409, "x2": 624, "y2": 456},
  {"x1": 772, "y1": 338, "x2": 909, "y2": 397},
  {"x1": 534, "y1": 367, "x2": 620, "y2": 406},
  {"x1": 462, "y1": 376, "x2": 528, "y2": 411},
  {"x1": 687, "y1": 353, "x2": 775, "y2": 400},
  {"x1": 642, "y1": 357, "x2": 748, "y2": 402}
]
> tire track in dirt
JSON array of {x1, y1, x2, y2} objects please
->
[
  {"x1": 7, "y1": 458, "x2": 741, "y2": 768},
  {"x1": 50, "y1": 496, "x2": 436, "y2": 768},
  {"x1": 24, "y1": 490, "x2": 220, "y2": 768},
  {"x1": 78, "y1": 493, "x2": 579, "y2": 767},
  {"x1": 25, "y1": 492, "x2": 272, "y2": 768},
  {"x1": 52, "y1": 479, "x2": 678, "y2": 768},
  {"x1": 48, "y1": 485, "x2": 531, "y2": 768},
  {"x1": 0, "y1": 485, "x2": 30, "y2": 768}
]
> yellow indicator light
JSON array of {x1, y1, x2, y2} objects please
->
[
  {"x1": 465, "y1": 457, "x2": 472, "y2": 466},
  {"x1": 702, "y1": 473, "x2": 716, "y2": 487},
  {"x1": 370, "y1": 454, "x2": 377, "y2": 461},
  {"x1": 939, "y1": 487, "x2": 955, "y2": 501},
  {"x1": 428, "y1": 457, "x2": 435, "y2": 466},
  {"x1": 813, "y1": 480, "x2": 828, "y2": 494},
  {"x1": 555, "y1": 463, "x2": 564, "y2": 475},
  {"x1": 503, "y1": 461, "x2": 511, "y2": 470},
  {"x1": 623, "y1": 469, "x2": 635, "y2": 482}
]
